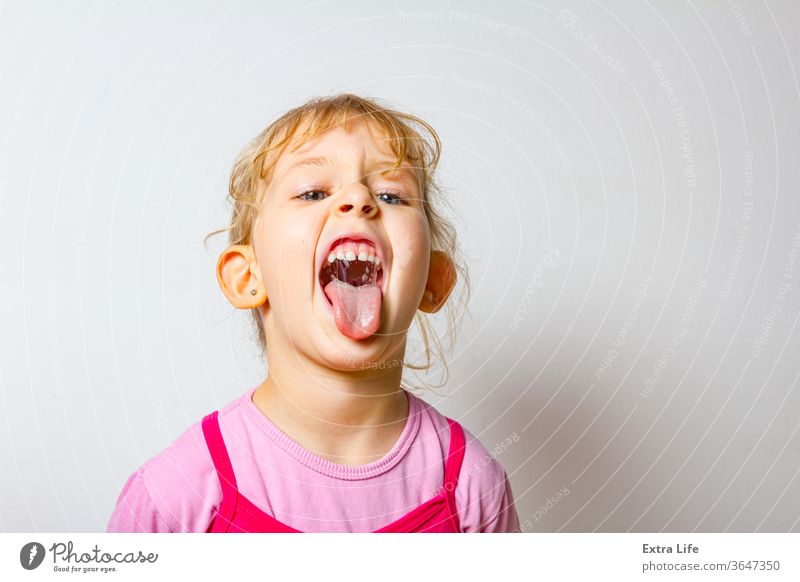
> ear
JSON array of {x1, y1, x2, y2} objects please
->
[
  {"x1": 216, "y1": 245, "x2": 267, "y2": 309},
  {"x1": 419, "y1": 250, "x2": 456, "y2": 314}
]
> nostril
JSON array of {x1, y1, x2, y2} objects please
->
[{"x1": 339, "y1": 204, "x2": 353, "y2": 212}]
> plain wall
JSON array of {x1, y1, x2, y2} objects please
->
[{"x1": 1, "y1": 0, "x2": 799, "y2": 532}]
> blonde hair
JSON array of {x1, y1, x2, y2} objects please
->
[{"x1": 204, "y1": 93, "x2": 469, "y2": 391}]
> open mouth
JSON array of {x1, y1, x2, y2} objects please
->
[
  {"x1": 318, "y1": 237, "x2": 385, "y2": 340},
  {"x1": 319, "y1": 254, "x2": 384, "y2": 301}
]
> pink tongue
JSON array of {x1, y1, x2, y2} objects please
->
[{"x1": 323, "y1": 280, "x2": 382, "y2": 340}]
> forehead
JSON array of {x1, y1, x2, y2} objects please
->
[
  {"x1": 292, "y1": 118, "x2": 389, "y2": 154},
  {"x1": 275, "y1": 119, "x2": 417, "y2": 179}
]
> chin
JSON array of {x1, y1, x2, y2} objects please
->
[
  {"x1": 316, "y1": 341, "x2": 387, "y2": 372},
  {"x1": 310, "y1": 309, "x2": 397, "y2": 371}
]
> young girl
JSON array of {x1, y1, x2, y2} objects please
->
[{"x1": 107, "y1": 94, "x2": 520, "y2": 533}]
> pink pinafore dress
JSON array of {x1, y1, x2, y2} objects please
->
[{"x1": 200, "y1": 410, "x2": 466, "y2": 533}]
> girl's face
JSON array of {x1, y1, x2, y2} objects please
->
[{"x1": 252, "y1": 120, "x2": 432, "y2": 369}]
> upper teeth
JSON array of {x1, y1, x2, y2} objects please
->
[{"x1": 326, "y1": 240, "x2": 381, "y2": 265}]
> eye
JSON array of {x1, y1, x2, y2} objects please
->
[
  {"x1": 377, "y1": 190, "x2": 405, "y2": 205},
  {"x1": 296, "y1": 188, "x2": 329, "y2": 202}
]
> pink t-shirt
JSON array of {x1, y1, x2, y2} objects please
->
[{"x1": 107, "y1": 387, "x2": 520, "y2": 533}]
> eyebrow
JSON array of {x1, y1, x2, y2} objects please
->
[{"x1": 377, "y1": 165, "x2": 418, "y2": 184}]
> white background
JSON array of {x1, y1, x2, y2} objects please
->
[{"x1": 1, "y1": 0, "x2": 799, "y2": 532}]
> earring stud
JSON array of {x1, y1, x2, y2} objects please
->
[{"x1": 250, "y1": 289, "x2": 257, "y2": 296}]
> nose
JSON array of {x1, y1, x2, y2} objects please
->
[{"x1": 334, "y1": 184, "x2": 377, "y2": 218}]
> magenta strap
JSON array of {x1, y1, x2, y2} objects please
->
[
  {"x1": 443, "y1": 418, "x2": 466, "y2": 497},
  {"x1": 441, "y1": 417, "x2": 466, "y2": 532},
  {"x1": 201, "y1": 411, "x2": 239, "y2": 532}
]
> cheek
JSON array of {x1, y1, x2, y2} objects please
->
[
  {"x1": 390, "y1": 214, "x2": 430, "y2": 286},
  {"x1": 256, "y1": 211, "x2": 314, "y2": 295}
]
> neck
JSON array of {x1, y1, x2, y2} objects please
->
[{"x1": 251, "y1": 342, "x2": 410, "y2": 465}]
